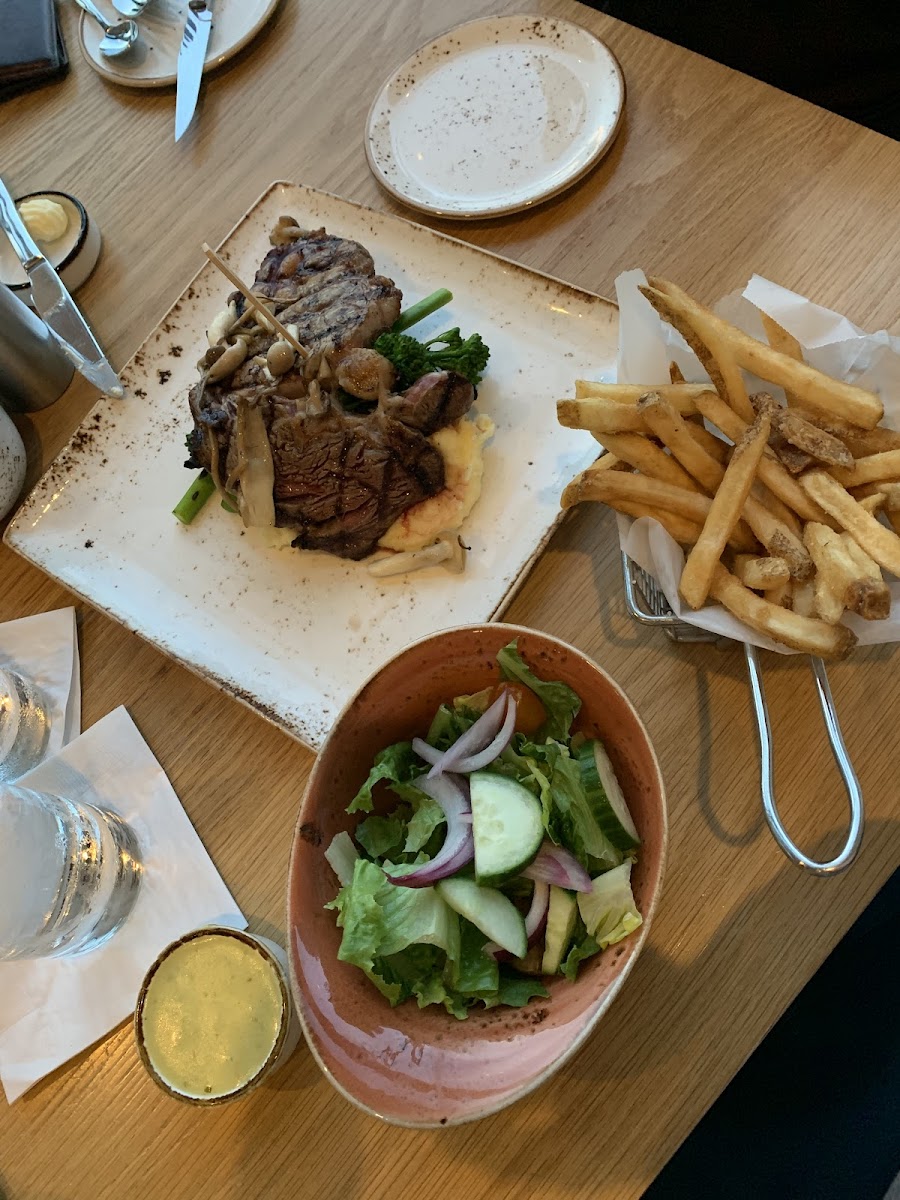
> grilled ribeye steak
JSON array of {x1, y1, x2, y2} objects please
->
[
  {"x1": 236, "y1": 223, "x2": 401, "y2": 357},
  {"x1": 185, "y1": 222, "x2": 476, "y2": 560}
]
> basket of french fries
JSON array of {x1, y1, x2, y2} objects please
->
[{"x1": 557, "y1": 272, "x2": 900, "y2": 874}]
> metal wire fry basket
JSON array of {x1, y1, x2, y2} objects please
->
[{"x1": 621, "y1": 552, "x2": 864, "y2": 876}]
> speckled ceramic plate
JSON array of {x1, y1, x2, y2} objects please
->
[
  {"x1": 366, "y1": 15, "x2": 625, "y2": 219},
  {"x1": 79, "y1": 0, "x2": 279, "y2": 89},
  {"x1": 4, "y1": 181, "x2": 617, "y2": 751}
]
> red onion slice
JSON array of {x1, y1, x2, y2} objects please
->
[
  {"x1": 428, "y1": 690, "x2": 509, "y2": 778},
  {"x1": 453, "y1": 693, "x2": 517, "y2": 773},
  {"x1": 525, "y1": 880, "x2": 550, "y2": 943},
  {"x1": 522, "y1": 842, "x2": 592, "y2": 893},
  {"x1": 389, "y1": 773, "x2": 473, "y2": 888},
  {"x1": 411, "y1": 737, "x2": 442, "y2": 766}
]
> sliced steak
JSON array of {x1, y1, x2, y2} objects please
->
[
  {"x1": 269, "y1": 403, "x2": 446, "y2": 559},
  {"x1": 381, "y1": 370, "x2": 475, "y2": 436},
  {"x1": 234, "y1": 227, "x2": 401, "y2": 357}
]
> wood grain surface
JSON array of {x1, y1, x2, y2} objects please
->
[{"x1": 1, "y1": 1, "x2": 899, "y2": 1198}]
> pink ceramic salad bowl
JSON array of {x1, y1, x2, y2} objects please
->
[{"x1": 286, "y1": 624, "x2": 667, "y2": 1126}]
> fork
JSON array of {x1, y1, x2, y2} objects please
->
[{"x1": 624, "y1": 554, "x2": 864, "y2": 876}]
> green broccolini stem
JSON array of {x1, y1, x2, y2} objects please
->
[
  {"x1": 391, "y1": 289, "x2": 453, "y2": 333},
  {"x1": 172, "y1": 470, "x2": 216, "y2": 525}
]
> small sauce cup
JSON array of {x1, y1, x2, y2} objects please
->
[{"x1": 135, "y1": 926, "x2": 301, "y2": 1105}]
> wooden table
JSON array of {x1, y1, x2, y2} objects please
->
[{"x1": 2, "y1": 2, "x2": 899, "y2": 1197}]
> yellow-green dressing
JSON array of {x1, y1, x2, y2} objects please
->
[{"x1": 141, "y1": 934, "x2": 283, "y2": 1098}]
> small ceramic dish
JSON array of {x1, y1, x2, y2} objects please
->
[
  {"x1": 134, "y1": 926, "x2": 301, "y2": 1105},
  {"x1": 287, "y1": 623, "x2": 667, "y2": 1126},
  {"x1": 0, "y1": 191, "x2": 100, "y2": 306}
]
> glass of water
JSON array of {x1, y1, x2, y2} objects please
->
[
  {"x1": 0, "y1": 784, "x2": 143, "y2": 961},
  {"x1": 0, "y1": 666, "x2": 52, "y2": 783}
]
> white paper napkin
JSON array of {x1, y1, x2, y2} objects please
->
[
  {"x1": 612, "y1": 271, "x2": 900, "y2": 651},
  {"x1": 0, "y1": 706, "x2": 245, "y2": 1103},
  {"x1": 0, "y1": 608, "x2": 81, "y2": 761}
]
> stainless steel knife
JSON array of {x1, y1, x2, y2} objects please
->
[
  {"x1": 0, "y1": 179, "x2": 122, "y2": 397},
  {"x1": 175, "y1": 0, "x2": 213, "y2": 143}
]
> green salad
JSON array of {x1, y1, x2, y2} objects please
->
[{"x1": 324, "y1": 641, "x2": 642, "y2": 1019}]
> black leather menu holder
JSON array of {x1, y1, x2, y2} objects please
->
[{"x1": 0, "y1": 0, "x2": 69, "y2": 102}]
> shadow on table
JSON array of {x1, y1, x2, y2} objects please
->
[{"x1": 435, "y1": 819, "x2": 898, "y2": 1197}]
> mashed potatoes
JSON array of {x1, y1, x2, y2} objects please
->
[{"x1": 378, "y1": 413, "x2": 495, "y2": 552}]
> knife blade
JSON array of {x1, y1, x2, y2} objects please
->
[
  {"x1": 175, "y1": 0, "x2": 213, "y2": 143},
  {"x1": 0, "y1": 178, "x2": 122, "y2": 397}
]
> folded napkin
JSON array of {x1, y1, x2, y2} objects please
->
[
  {"x1": 0, "y1": 0, "x2": 68, "y2": 102},
  {"x1": 0, "y1": 706, "x2": 245, "y2": 1103},
  {"x1": 0, "y1": 607, "x2": 80, "y2": 767}
]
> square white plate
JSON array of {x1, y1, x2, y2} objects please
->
[{"x1": 5, "y1": 182, "x2": 617, "y2": 750}]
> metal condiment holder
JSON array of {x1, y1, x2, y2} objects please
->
[{"x1": 622, "y1": 552, "x2": 864, "y2": 876}]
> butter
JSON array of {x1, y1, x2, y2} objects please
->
[
  {"x1": 140, "y1": 933, "x2": 284, "y2": 1099},
  {"x1": 18, "y1": 198, "x2": 69, "y2": 244}
]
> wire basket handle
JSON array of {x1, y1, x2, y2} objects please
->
[{"x1": 743, "y1": 643, "x2": 864, "y2": 876}]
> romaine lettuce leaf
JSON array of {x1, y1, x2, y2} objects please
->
[
  {"x1": 334, "y1": 858, "x2": 460, "y2": 969},
  {"x1": 347, "y1": 741, "x2": 422, "y2": 813},
  {"x1": 560, "y1": 913, "x2": 600, "y2": 982},
  {"x1": 403, "y1": 797, "x2": 446, "y2": 853},
  {"x1": 577, "y1": 861, "x2": 642, "y2": 949},
  {"x1": 355, "y1": 811, "x2": 409, "y2": 859},
  {"x1": 497, "y1": 641, "x2": 581, "y2": 741}
]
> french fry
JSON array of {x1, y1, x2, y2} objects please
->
[
  {"x1": 765, "y1": 579, "x2": 794, "y2": 609},
  {"x1": 572, "y1": 382, "x2": 708, "y2": 410},
  {"x1": 742, "y1": 494, "x2": 813, "y2": 579},
  {"x1": 637, "y1": 392, "x2": 807, "y2": 565},
  {"x1": 708, "y1": 564, "x2": 857, "y2": 659},
  {"x1": 859, "y1": 493, "x2": 886, "y2": 515},
  {"x1": 694, "y1": 389, "x2": 834, "y2": 525},
  {"x1": 560, "y1": 467, "x2": 757, "y2": 550},
  {"x1": 733, "y1": 555, "x2": 791, "y2": 591},
  {"x1": 840, "y1": 534, "x2": 892, "y2": 620},
  {"x1": 774, "y1": 440, "x2": 816, "y2": 474},
  {"x1": 776, "y1": 408, "x2": 854, "y2": 469},
  {"x1": 680, "y1": 414, "x2": 770, "y2": 609},
  {"x1": 590, "y1": 432, "x2": 701, "y2": 491},
  {"x1": 748, "y1": 481, "x2": 803, "y2": 538},
  {"x1": 638, "y1": 392, "x2": 724, "y2": 492},
  {"x1": 801, "y1": 470, "x2": 900, "y2": 578},
  {"x1": 759, "y1": 311, "x2": 809, "y2": 410},
  {"x1": 610, "y1": 501, "x2": 705, "y2": 545},
  {"x1": 669, "y1": 361, "x2": 686, "y2": 385},
  {"x1": 802, "y1": 522, "x2": 855, "y2": 624},
  {"x1": 791, "y1": 579, "x2": 817, "y2": 618},
  {"x1": 789, "y1": 410, "x2": 900, "y2": 458},
  {"x1": 840, "y1": 425, "x2": 900, "y2": 458},
  {"x1": 851, "y1": 481, "x2": 900, "y2": 510},
  {"x1": 558, "y1": 398, "x2": 647, "y2": 434},
  {"x1": 759, "y1": 311, "x2": 804, "y2": 367},
  {"x1": 641, "y1": 278, "x2": 884, "y2": 429},
  {"x1": 686, "y1": 421, "x2": 730, "y2": 463},
  {"x1": 750, "y1": 390, "x2": 853, "y2": 468},
  {"x1": 830, "y1": 448, "x2": 900, "y2": 489}
]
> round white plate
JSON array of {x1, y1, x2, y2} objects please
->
[
  {"x1": 365, "y1": 14, "x2": 625, "y2": 220},
  {"x1": 79, "y1": 0, "x2": 279, "y2": 89}
]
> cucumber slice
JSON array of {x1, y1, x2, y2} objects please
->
[
  {"x1": 541, "y1": 886, "x2": 577, "y2": 974},
  {"x1": 470, "y1": 771, "x2": 544, "y2": 886},
  {"x1": 436, "y1": 877, "x2": 527, "y2": 959},
  {"x1": 577, "y1": 740, "x2": 640, "y2": 851}
]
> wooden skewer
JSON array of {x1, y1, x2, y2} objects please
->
[{"x1": 201, "y1": 242, "x2": 309, "y2": 360}]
